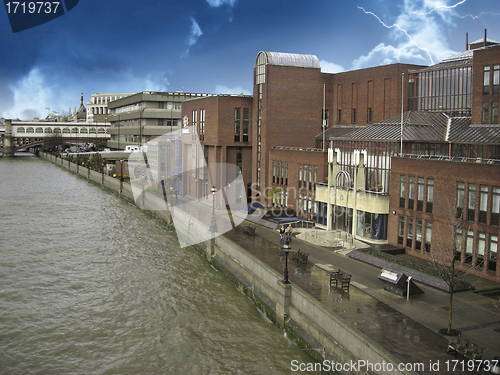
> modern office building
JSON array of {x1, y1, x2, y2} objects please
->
[{"x1": 106, "y1": 91, "x2": 211, "y2": 150}]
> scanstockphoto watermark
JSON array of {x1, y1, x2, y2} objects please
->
[
  {"x1": 291, "y1": 359, "x2": 499, "y2": 373},
  {"x1": 128, "y1": 127, "x2": 266, "y2": 248}
]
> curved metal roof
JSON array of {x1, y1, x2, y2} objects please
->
[{"x1": 256, "y1": 51, "x2": 320, "y2": 69}]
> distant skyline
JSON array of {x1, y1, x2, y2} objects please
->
[{"x1": 1, "y1": 0, "x2": 499, "y2": 120}]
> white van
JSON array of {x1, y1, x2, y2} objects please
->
[{"x1": 124, "y1": 145, "x2": 140, "y2": 152}]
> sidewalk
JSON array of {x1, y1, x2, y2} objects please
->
[{"x1": 223, "y1": 221, "x2": 500, "y2": 374}]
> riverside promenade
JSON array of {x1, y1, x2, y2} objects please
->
[{"x1": 223, "y1": 222, "x2": 500, "y2": 374}]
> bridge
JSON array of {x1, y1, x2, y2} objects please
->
[{"x1": 5, "y1": 121, "x2": 111, "y2": 152}]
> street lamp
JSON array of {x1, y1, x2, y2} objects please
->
[
  {"x1": 282, "y1": 240, "x2": 291, "y2": 284},
  {"x1": 209, "y1": 186, "x2": 218, "y2": 233}
]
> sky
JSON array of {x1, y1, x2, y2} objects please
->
[{"x1": 0, "y1": 0, "x2": 499, "y2": 120}]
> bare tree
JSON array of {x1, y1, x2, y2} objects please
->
[{"x1": 429, "y1": 199, "x2": 474, "y2": 336}]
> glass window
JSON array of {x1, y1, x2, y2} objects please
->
[
  {"x1": 408, "y1": 177, "x2": 415, "y2": 209},
  {"x1": 492, "y1": 187, "x2": 500, "y2": 226},
  {"x1": 242, "y1": 108, "x2": 249, "y2": 142},
  {"x1": 479, "y1": 185, "x2": 488, "y2": 224},
  {"x1": 272, "y1": 161, "x2": 276, "y2": 184},
  {"x1": 417, "y1": 178, "x2": 424, "y2": 211},
  {"x1": 399, "y1": 176, "x2": 406, "y2": 208},
  {"x1": 484, "y1": 66, "x2": 490, "y2": 95},
  {"x1": 465, "y1": 230, "x2": 474, "y2": 263},
  {"x1": 416, "y1": 219, "x2": 422, "y2": 251},
  {"x1": 494, "y1": 65, "x2": 499, "y2": 95},
  {"x1": 468, "y1": 184, "x2": 476, "y2": 222},
  {"x1": 406, "y1": 217, "x2": 413, "y2": 248},
  {"x1": 457, "y1": 182, "x2": 465, "y2": 218},
  {"x1": 455, "y1": 228, "x2": 462, "y2": 261},
  {"x1": 234, "y1": 108, "x2": 241, "y2": 142},
  {"x1": 482, "y1": 102, "x2": 489, "y2": 123},
  {"x1": 477, "y1": 232, "x2": 486, "y2": 268},
  {"x1": 351, "y1": 108, "x2": 356, "y2": 123},
  {"x1": 398, "y1": 216, "x2": 404, "y2": 245},
  {"x1": 426, "y1": 179, "x2": 434, "y2": 213},
  {"x1": 492, "y1": 102, "x2": 499, "y2": 124},
  {"x1": 489, "y1": 234, "x2": 497, "y2": 272},
  {"x1": 298, "y1": 165, "x2": 302, "y2": 188},
  {"x1": 425, "y1": 221, "x2": 432, "y2": 253}
]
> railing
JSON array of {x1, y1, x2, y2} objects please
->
[
  {"x1": 272, "y1": 146, "x2": 324, "y2": 152},
  {"x1": 398, "y1": 153, "x2": 500, "y2": 164}
]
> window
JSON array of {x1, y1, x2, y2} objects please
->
[
  {"x1": 351, "y1": 108, "x2": 356, "y2": 123},
  {"x1": 455, "y1": 228, "x2": 462, "y2": 261},
  {"x1": 468, "y1": 184, "x2": 476, "y2": 222},
  {"x1": 408, "y1": 177, "x2": 415, "y2": 209},
  {"x1": 298, "y1": 165, "x2": 302, "y2": 188},
  {"x1": 272, "y1": 161, "x2": 276, "y2": 184},
  {"x1": 367, "y1": 107, "x2": 372, "y2": 123},
  {"x1": 416, "y1": 219, "x2": 422, "y2": 251},
  {"x1": 456, "y1": 182, "x2": 465, "y2": 218},
  {"x1": 492, "y1": 102, "x2": 499, "y2": 124},
  {"x1": 477, "y1": 232, "x2": 486, "y2": 268},
  {"x1": 200, "y1": 109, "x2": 205, "y2": 141},
  {"x1": 489, "y1": 234, "x2": 497, "y2": 272},
  {"x1": 426, "y1": 179, "x2": 434, "y2": 213},
  {"x1": 399, "y1": 176, "x2": 406, "y2": 208},
  {"x1": 242, "y1": 108, "x2": 249, "y2": 142},
  {"x1": 234, "y1": 108, "x2": 241, "y2": 142},
  {"x1": 465, "y1": 230, "x2": 474, "y2": 263},
  {"x1": 398, "y1": 216, "x2": 404, "y2": 245},
  {"x1": 337, "y1": 109, "x2": 341, "y2": 123},
  {"x1": 285, "y1": 163, "x2": 289, "y2": 186},
  {"x1": 479, "y1": 185, "x2": 488, "y2": 224},
  {"x1": 425, "y1": 221, "x2": 432, "y2": 253},
  {"x1": 482, "y1": 102, "x2": 489, "y2": 123},
  {"x1": 494, "y1": 65, "x2": 499, "y2": 95},
  {"x1": 484, "y1": 66, "x2": 491, "y2": 95},
  {"x1": 492, "y1": 187, "x2": 500, "y2": 226},
  {"x1": 417, "y1": 178, "x2": 424, "y2": 211},
  {"x1": 406, "y1": 217, "x2": 413, "y2": 248},
  {"x1": 236, "y1": 147, "x2": 242, "y2": 172}
]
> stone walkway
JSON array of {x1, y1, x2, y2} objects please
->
[{"x1": 223, "y1": 223, "x2": 500, "y2": 375}]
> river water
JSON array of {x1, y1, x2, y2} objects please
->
[{"x1": 0, "y1": 156, "x2": 320, "y2": 374}]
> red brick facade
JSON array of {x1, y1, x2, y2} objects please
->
[
  {"x1": 471, "y1": 45, "x2": 500, "y2": 125},
  {"x1": 390, "y1": 157, "x2": 500, "y2": 283}
]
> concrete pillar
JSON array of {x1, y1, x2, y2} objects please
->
[
  {"x1": 276, "y1": 281, "x2": 292, "y2": 327},
  {"x1": 326, "y1": 151, "x2": 338, "y2": 231},
  {"x1": 3, "y1": 119, "x2": 14, "y2": 157}
]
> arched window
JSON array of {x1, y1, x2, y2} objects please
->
[
  {"x1": 97, "y1": 127, "x2": 106, "y2": 134},
  {"x1": 17, "y1": 127, "x2": 25, "y2": 133},
  {"x1": 35, "y1": 127, "x2": 43, "y2": 133},
  {"x1": 62, "y1": 127, "x2": 70, "y2": 133},
  {"x1": 26, "y1": 127, "x2": 34, "y2": 133},
  {"x1": 53, "y1": 128, "x2": 61, "y2": 133},
  {"x1": 89, "y1": 127, "x2": 97, "y2": 133},
  {"x1": 71, "y1": 127, "x2": 78, "y2": 133},
  {"x1": 80, "y1": 128, "x2": 88, "y2": 133},
  {"x1": 45, "y1": 127, "x2": 53, "y2": 133}
]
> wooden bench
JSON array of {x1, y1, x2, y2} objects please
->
[
  {"x1": 243, "y1": 225, "x2": 256, "y2": 235},
  {"x1": 330, "y1": 269, "x2": 352, "y2": 292},
  {"x1": 447, "y1": 335, "x2": 485, "y2": 361}
]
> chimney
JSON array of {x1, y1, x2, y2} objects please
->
[
  {"x1": 466, "y1": 32, "x2": 468, "y2": 50},
  {"x1": 484, "y1": 29, "x2": 487, "y2": 47}
]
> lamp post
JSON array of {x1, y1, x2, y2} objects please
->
[
  {"x1": 209, "y1": 186, "x2": 218, "y2": 233},
  {"x1": 282, "y1": 240, "x2": 291, "y2": 284}
]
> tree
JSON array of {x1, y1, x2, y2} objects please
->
[
  {"x1": 429, "y1": 199, "x2": 475, "y2": 336},
  {"x1": 267, "y1": 187, "x2": 282, "y2": 207},
  {"x1": 42, "y1": 133, "x2": 63, "y2": 153}
]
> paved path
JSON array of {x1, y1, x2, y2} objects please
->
[{"x1": 224, "y1": 222, "x2": 500, "y2": 374}]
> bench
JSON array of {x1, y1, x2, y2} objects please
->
[
  {"x1": 447, "y1": 335, "x2": 485, "y2": 361},
  {"x1": 243, "y1": 225, "x2": 256, "y2": 235},
  {"x1": 330, "y1": 269, "x2": 352, "y2": 292},
  {"x1": 291, "y1": 249, "x2": 308, "y2": 265}
]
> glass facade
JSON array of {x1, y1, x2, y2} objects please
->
[{"x1": 408, "y1": 66, "x2": 472, "y2": 116}]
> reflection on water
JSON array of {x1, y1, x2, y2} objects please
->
[{"x1": 0, "y1": 156, "x2": 322, "y2": 374}]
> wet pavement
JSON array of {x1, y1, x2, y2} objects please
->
[{"x1": 224, "y1": 223, "x2": 500, "y2": 375}]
